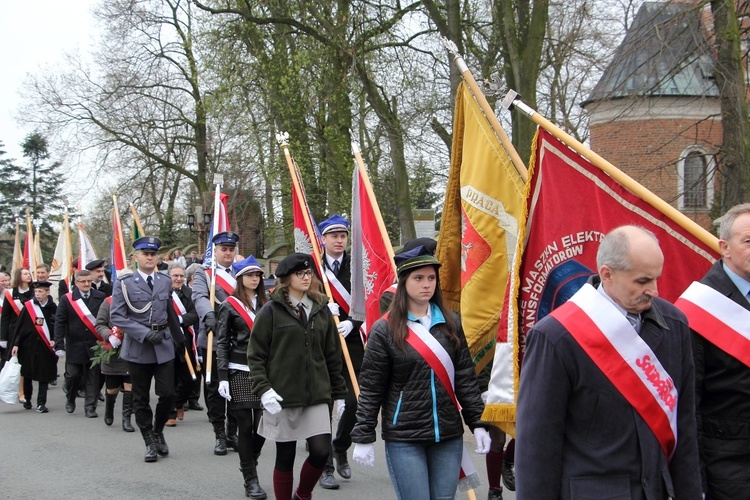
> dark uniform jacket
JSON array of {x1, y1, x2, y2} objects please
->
[
  {"x1": 172, "y1": 284, "x2": 198, "y2": 364},
  {"x1": 1, "y1": 287, "x2": 33, "y2": 361},
  {"x1": 248, "y1": 288, "x2": 347, "y2": 408},
  {"x1": 13, "y1": 298, "x2": 58, "y2": 382},
  {"x1": 692, "y1": 260, "x2": 750, "y2": 498},
  {"x1": 54, "y1": 288, "x2": 106, "y2": 364},
  {"x1": 192, "y1": 266, "x2": 234, "y2": 350},
  {"x1": 216, "y1": 297, "x2": 260, "y2": 381},
  {"x1": 351, "y1": 306, "x2": 487, "y2": 445},
  {"x1": 515, "y1": 277, "x2": 702, "y2": 500}
]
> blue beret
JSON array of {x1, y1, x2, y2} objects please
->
[
  {"x1": 394, "y1": 245, "x2": 441, "y2": 276},
  {"x1": 133, "y1": 236, "x2": 162, "y2": 251},
  {"x1": 401, "y1": 237, "x2": 437, "y2": 255},
  {"x1": 275, "y1": 253, "x2": 313, "y2": 278},
  {"x1": 232, "y1": 255, "x2": 264, "y2": 278},
  {"x1": 318, "y1": 214, "x2": 350, "y2": 235},
  {"x1": 212, "y1": 231, "x2": 240, "y2": 246}
]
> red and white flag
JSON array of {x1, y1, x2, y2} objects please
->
[
  {"x1": 24, "y1": 214, "x2": 35, "y2": 275},
  {"x1": 202, "y1": 191, "x2": 230, "y2": 270},
  {"x1": 51, "y1": 210, "x2": 73, "y2": 287},
  {"x1": 291, "y1": 180, "x2": 324, "y2": 273},
  {"x1": 78, "y1": 222, "x2": 98, "y2": 270},
  {"x1": 111, "y1": 201, "x2": 128, "y2": 278}
]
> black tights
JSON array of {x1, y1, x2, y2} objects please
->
[
  {"x1": 235, "y1": 408, "x2": 265, "y2": 464},
  {"x1": 274, "y1": 433, "x2": 330, "y2": 472}
]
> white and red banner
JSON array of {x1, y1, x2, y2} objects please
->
[
  {"x1": 66, "y1": 292, "x2": 99, "y2": 339},
  {"x1": 204, "y1": 268, "x2": 236, "y2": 296},
  {"x1": 4, "y1": 289, "x2": 22, "y2": 316},
  {"x1": 78, "y1": 222, "x2": 98, "y2": 271},
  {"x1": 24, "y1": 215, "x2": 36, "y2": 277},
  {"x1": 111, "y1": 203, "x2": 129, "y2": 278},
  {"x1": 202, "y1": 191, "x2": 230, "y2": 270},
  {"x1": 225, "y1": 296, "x2": 256, "y2": 330},
  {"x1": 51, "y1": 210, "x2": 73, "y2": 288},
  {"x1": 675, "y1": 281, "x2": 750, "y2": 367}
]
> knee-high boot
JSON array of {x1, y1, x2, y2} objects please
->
[
  {"x1": 104, "y1": 392, "x2": 117, "y2": 426},
  {"x1": 122, "y1": 391, "x2": 135, "y2": 432},
  {"x1": 240, "y1": 460, "x2": 267, "y2": 499}
]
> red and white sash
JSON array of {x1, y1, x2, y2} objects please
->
[
  {"x1": 4, "y1": 289, "x2": 22, "y2": 316},
  {"x1": 325, "y1": 268, "x2": 351, "y2": 316},
  {"x1": 205, "y1": 268, "x2": 236, "y2": 296},
  {"x1": 550, "y1": 283, "x2": 678, "y2": 458},
  {"x1": 675, "y1": 281, "x2": 750, "y2": 367},
  {"x1": 225, "y1": 296, "x2": 256, "y2": 330},
  {"x1": 66, "y1": 292, "x2": 100, "y2": 340},
  {"x1": 172, "y1": 290, "x2": 197, "y2": 355},
  {"x1": 25, "y1": 301, "x2": 54, "y2": 354}
]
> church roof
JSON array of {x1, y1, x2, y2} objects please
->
[{"x1": 583, "y1": 2, "x2": 718, "y2": 106}]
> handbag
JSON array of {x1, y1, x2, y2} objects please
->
[{"x1": 0, "y1": 355, "x2": 21, "y2": 404}]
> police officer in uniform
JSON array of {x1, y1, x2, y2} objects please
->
[
  {"x1": 192, "y1": 230, "x2": 240, "y2": 455},
  {"x1": 110, "y1": 236, "x2": 184, "y2": 463}
]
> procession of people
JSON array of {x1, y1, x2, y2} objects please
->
[{"x1": 5, "y1": 200, "x2": 750, "y2": 500}]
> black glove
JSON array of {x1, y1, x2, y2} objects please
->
[
  {"x1": 144, "y1": 331, "x2": 163, "y2": 345},
  {"x1": 204, "y1": 312, "x2": 216, "y2": 333}
]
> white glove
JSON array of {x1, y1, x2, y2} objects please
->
[
  {"x1": 0, "y1": 340, "x2": 6, "y2": 349},
  {"x1": 473, "y1": 428, "x2": 491, "y2": 454},
  {"x1": 108, "y1": 335, "x2": 122, "y2": 349},
  {"x1": 480, "y1": 391, "x2": 488, "y2": 404},
  {"x1": 335, "y1": 399, "x2": 346, "y2": 420},
  {"x1": 55, "y1": 350, "x2": 65, "y2": 358},
  {"x1": 353, "y1": 443, "x2": 375, "y2": 467},
  {"x1": 337, "y1": 320, "x2": 354, "y2": 337},
  {"x1": 327, "y1": 303, "x2": 340, "y2": 316},
  {"x1": 218, "y1": 381, "x2": 232, "y2": 401},
  {"x1": 261, "y1": 389, "x2": 283, "y2": 415},
  {"x1": 197, "y1": 355, "x2": 204, "y2": 364}
]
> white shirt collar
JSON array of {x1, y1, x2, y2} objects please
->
[{"x1": 137, "y1": 269, "x2": 156, "y2": 281}]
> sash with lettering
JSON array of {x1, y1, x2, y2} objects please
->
[
  {"x1": 225, "y1": 296, "x2": 256, "y2": 330},
  {"x1": 675, "y1": 281, "x2": 750, "y2": 367},
  {"x1": 205, "y1": 268, "x2": 236, "y2": 297},
  {"x1": 25, "y1": 301, "x2": 55, "y2": 354},
  {"x1": 66, "y1": 292, "x2": 100, "y2": 340},
  {"x1": 173, "y1": 290, "x2": 197, "y2": 355},
  {"x1": 384, "y1": 312, "x2": 480, "y2": 491},
  {"x1": 4, "y1": 289, "x2": 22, "y2": 316},
  {"x1": 550, "y1": 283, "x2": 678, "y2": 458}
]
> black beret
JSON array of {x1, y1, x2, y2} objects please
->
[
  {"x1": 32, "y1": 281, "x2": 53, "y2": 289},
  {"x1": 275, "y1": 253, "x2": 313, "y2": 278},
  {"x1": 394, "y1": 245, "x2": 441, "y2": 277},
  {"x1": 85, "y1": 259, "x2": 106, "y2": 270},
  {"x1": 401, "y1": 237, "x2": 437, "y2": 255}
]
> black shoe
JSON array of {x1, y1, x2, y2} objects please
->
[
  {"x1": 23, "y1": 400, "x2": 32, "y2": 410},
  {"x1": 143, "y1": 433, "x2": 158, "y2": 463},
  {"x1": 36, "y1": 405, "x2": 49, "y2": 413},
  {"x1": 226, "y1": 434, "x2": 239, "y2": 452},
  {"x1": 501, "y1": 461, "x2": 515, "y2": 491},
  {"x1": 318, "y1": 469, "x2": 339, "y2": 489},
  {"x1": 153, "y1": 432, "x2": 169, "y2": 456},
  {"x1": 65, "y1": 400, "x2": 75, "y2": 413},
  {"x1": 333, "y1": 450, "x2": 351, "y2": 479},
  {"x1": 85, "y1": 409, "x2": 98, "y2": 418},
  {"x1": 187, "y1": 401, "x2": 204, "y2": 411},
  {"x1": 488, "y1": 487, "x2": 504, "y2": 500},
  {"x1": 49, "y1": 379, "x2": 57, "y2": 386},
  {"x1": 77, "y1": 389, "x2": 85, "y2": 398},
  {"x1": 214, "y1": 433, "x2": 227, "y2": 455},
  {"x1": 98, "y1": 391, "x2": 105, "y2": 402}
]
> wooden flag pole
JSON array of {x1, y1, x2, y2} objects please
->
[
  {"x1": 277, "y1": 132, "x2": 360, "y2": 399},
  {"x1": 499, "y1": 89, "x2": 720, "y2": 253},
  {"x1": 442, "y1": 37, "x2": 528, "y2": 182},
  {"x1": 129, "y1": 205, "x2": 146, "y2": 236}
]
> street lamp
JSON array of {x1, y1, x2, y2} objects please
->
[{"x1": 187, "y1": 210, "x2": 212, "y2": 248}]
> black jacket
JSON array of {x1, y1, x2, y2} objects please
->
[
  {"x1": 172, "y1": 285, "x2": 198, "y2": 363},
  {"x1": 351, "y1": 305, "x2": 487, "y2": 445},
  {"x1": 14, "y1": 298, "x2": 58, "y2": 382},
  {"x1": 54, "y1": 288, "x2": 106, "y2": 364},
  {"x1": 323, "y1": 251, "x2": 365, "y2": 374},
  {"x1": 216, "y1": 297, "x2": 260, "y2": 381},
  {"x1": 1, "y1": 287, "x2": 34, "y2": 361}
]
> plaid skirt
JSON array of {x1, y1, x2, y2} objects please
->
[{"x1": 228, "y1": 369, "x2": 262, "y2": 410}]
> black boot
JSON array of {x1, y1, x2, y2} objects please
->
[
  {"x1": 142, "y1": 431, "x2": 158, "y2": 462},
  {"x1": 104, "y1": 392, "x2": 117, "y2": 426},
  {"x1": 153, "y1": 430, "x2": 169, "y2": 456},
  {"x1": 501, "y1": 460, "x2": 516, "y2": 491},
  {"x1": 240, "y1": 461, "x2": 267, "y2": 499},
  {"x1": 121, "y1": 391, "x2": 135, "y2": 433},
  {"x1": 226, "y1": 420, "x2": 239, "y2": 452},
  {"x1": 214, "y1": 423, "x2": 227, "y2": 455}
]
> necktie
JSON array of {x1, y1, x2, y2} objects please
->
[
  {"x1": 297, "y1": 303, "x2": 307, "y2": 326},
  {"x1": 147, "y1": 276, "x2": 154, "y2": 291},
  {"x1": 332, "y1": 260, "x2": 340, "y2": 277},
  {"x1": 83, "y1": 293, "x2": 89, "y2": 300},
  {"x1": 626, "y1": 312, "x2": 639, "y2": 331}
]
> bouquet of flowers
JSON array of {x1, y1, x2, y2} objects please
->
[{"x1": 90, "y1": 327, "x2": 123, "y2": 368}]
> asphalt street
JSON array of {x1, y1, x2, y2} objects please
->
[{"x1": 0, "y1": 378, "x2": 516, "y2": 500}]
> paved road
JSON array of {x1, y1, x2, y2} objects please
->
[{"x1": 0, "y1": 380, "x2": 515, "y2": 499}]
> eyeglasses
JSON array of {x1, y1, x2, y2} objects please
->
[{"x1": 295, "y1": 270, "x2": 313, "y2": 279}]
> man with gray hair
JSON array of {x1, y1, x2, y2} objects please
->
[
  {"x1": 516, "y1": 225, "x2": 701, "y2": 499},
  {"x1": 674, "y1": 203, "x2": 750, "y2": 498}
]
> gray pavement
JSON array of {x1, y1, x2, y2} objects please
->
[{"x1": 0, "y1": 378, "x2": 515, "y2": 499}]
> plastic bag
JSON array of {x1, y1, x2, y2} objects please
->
[{"x1": 0, "y1": 356, "x2": 21, "y2": 404}]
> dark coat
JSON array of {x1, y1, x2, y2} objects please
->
[
  {"x1": 1, "y1": 287, "x2": 35, "y2": 362},
  {"x1": 216, "y1": 297, "x2": 259, "y2": 381},
  {"x1": 692, "y1": 260, "x2": 750, "y2": 498},
  {"x1": 248, "y1": 288, "x2": 347, "y2": 407},
  {"x1": 323, "y1": 251, "x2": 364, "y2": 376},
  {"x1": 13, "y1": 298, "x2": 58, "y2": 382},
  {"x1": 92, "y1": 280, "x2": 113, "y2": 297},
  {"x1": 172, "y1": 285, "x2": 198, "y2": 364},
  {"x1": 516, "y1": 279, "x2": 702, "y2": 500},
  {"x1": 54, "y1": 288, "x2": 106, "y2": 364},
  {"x1": 351, "y1": 306, "x2": 487, "y2": 445},
  {"x1": 95, "y1": 299, "x2": 128, "y2": 376}
]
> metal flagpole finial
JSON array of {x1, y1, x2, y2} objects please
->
[
  {"x1": 351, "y1": 141, "x2": 361, "y2": 155},
  {"x1": 441, "y1": 37, "x2": 468, "y2": 73},
  {"x1": 214, "y1": 173, "x2": 224, "y2": 187},
  {"x1": 276, "y1": 131, "x2": 290, "y2": 148}
]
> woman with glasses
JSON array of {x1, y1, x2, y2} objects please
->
[
  {"x1": 216, "y1": 255, "x2": 269, "y2": 499},
  {"x1": 1, "y1": 267, "x2": 33, "y2": 370},
  {"x1": 248, "y1": 253, "x2": 347, "y2": 500}
]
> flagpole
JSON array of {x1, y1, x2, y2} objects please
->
[
  {"x1": 351, "y1": 142, "x2": 398, "y2": 272},
  {"x1": 205, "y1": 177, "x2": 223, "y2": 385},
  {"x1": 499, "y1": 89, "x2": 720, "y2": 253},
  {"x1": 26, "y1": 210, "x2": 37, "y2": 280},
  {"x1": 277, "y1": 132, "x2": 360, "y2": 399},
  {"x1": 62, "y1": 209, "x2": 72, "y2": 286},
  {"x1": 12, "y1": 219, "x2": 22, "y2": 275},
  {"x1": 129, "y1": 204, "x2": 146, "y2": 236},
  {"x1": 112, "y1": 196, "x2": 129, "y2": 272},
  {"x1": 442, "y1": 37, "x2": 528, "y2": 182}
]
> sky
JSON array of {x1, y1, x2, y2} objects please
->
[{"x1": 0, "y1": 0, "x2": 98, "y2": 208}]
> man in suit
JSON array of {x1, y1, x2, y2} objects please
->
[
  {"x1": 516, "y1": 226, "x2": 701, "y2": 499},
  {"x1": 85, "y1": 259, "x2": 113, "y2": 297},
  {"x1": 186, "y1": 251, "x2": 203, "y2": 266},
  {"x1": 54, "y1": 269, "x2": 106, "y2": 417},
  {"x1": 678, "y1": 204, "x2": 750, "y2": 498},
  {"x1": 110, "y1": 236, "x2": 184, "y2": 463},
  {"x1": 192, "y1": 230, "x2": 240, "y2": 455}
]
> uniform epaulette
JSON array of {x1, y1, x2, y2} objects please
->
[{"x1": 117, "y1": 270, "x2": 135, "y2": 280}]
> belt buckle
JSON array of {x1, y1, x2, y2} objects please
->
[{"x1": 151, "y1": 324, "x2": 162, "y2": 332}]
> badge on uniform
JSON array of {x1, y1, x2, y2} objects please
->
[{"x1": 35, "y1": 318, "x2": 44, "y2": 326}]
